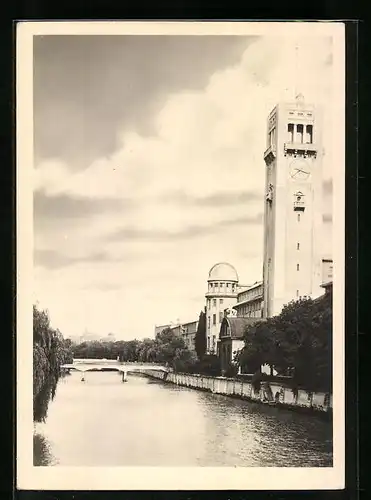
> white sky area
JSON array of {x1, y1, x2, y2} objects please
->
[{"x1": 33, "y1": 34, "x2": 334, "y2": 340}]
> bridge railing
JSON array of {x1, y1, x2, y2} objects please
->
[{"x1": 73, "y1": 359, "x2": 166, "y2": 366}]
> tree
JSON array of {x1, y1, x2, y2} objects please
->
[
  {"x1": 238, "y1": 320, "x2": 274, "y2": 374},
  {"x1": 33, "y1": 304, "x2": 73, "y2": 422},
  {"x1": 194, "y1": 310, "x2": 207, "y2": 360},
  {"x1": 239, "y1": 292, "x2": 332, "y2": 392}
]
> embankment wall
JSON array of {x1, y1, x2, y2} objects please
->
[{"x1": 136, "y1": 370, "x2": 332, "y2": 417}]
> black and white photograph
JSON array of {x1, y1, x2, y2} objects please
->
[{"x1": 17, "y1": 21, "x2": 345, "y2": 490}]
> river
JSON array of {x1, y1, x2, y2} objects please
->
[{"x1": 34, "y1": 370, "x2": 332, "y2": 467}]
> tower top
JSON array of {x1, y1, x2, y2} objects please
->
[{"x1": 295, "y1": 93, "x2": 305, "y2": 104}]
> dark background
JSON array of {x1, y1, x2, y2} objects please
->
[{"x1": 0, "y1": 10, "x2": 364, "y2": 500}]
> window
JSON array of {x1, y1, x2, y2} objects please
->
[
  {"x1": 297, "y1": 242, "x2": 300, "y2": 250},
  {"x1": 296, "y1": 124, "x2": 304, "y2": 143},
  {"x1": 207, "y1": 336, "x2": 210, "y2": 350},
  {"x1": 269, "y1": 127, "x2": 275, "y2": 146},
  {"x1": 213, "y1": 314, "x2": 216, "y2": 326},
  {"x1": 220, "y1": 298, "x2": 224, "y2": 305},
  {"x1": 213, "y1": 299, "x2": 216, "y2": 307},
  {"x1": 219, "y1": 312, "x2": 223, "y2": 323},
  {"x1": 287, "y1": 123, "x2": 294, "y2": 142},
  {"x1": 297, "y1": 263, "x2": 300, "y2": 271},
  {"x1": 306, "y1": 125, "x2": 313, "y2": 144},
  {"x1": 226, "y1": 283, "x2": 230, "y2": 289},
  {"x1": 297, "y1": 213, "x2": 301, "y2": 222}
]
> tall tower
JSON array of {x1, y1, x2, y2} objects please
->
[
  {"x1": 262, "y1": 94, "x2": 324, "y2": 318},
  {"x1": 205, "y1": 262, "x2": 239, "y2": 354}
]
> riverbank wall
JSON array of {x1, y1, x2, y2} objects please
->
[{"x1": 137, "y1": 369, "x2": 332, "y2": 418}]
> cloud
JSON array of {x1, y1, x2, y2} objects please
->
[
  {"x1": 34, "y1": 249, "x2": 113, "y2": 270},
  {"x1": 33, "y1": 34, "x2": 335, "y2": 339},
  {"x1": 160, "y1": 189, "x2": 261, "y2": 207},
  {"x1": 108, "y1": 213, "x2": 263, "y2": 243},
  {"x1": 34, "y1": 35, "x2": 254, "y2": 170},
  {"x1": 34, "y1": 190, "x2": 130, "y2": 219}
]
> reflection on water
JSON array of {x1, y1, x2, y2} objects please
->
[
  {"x1": 33, "y1": 432, "x2": 58, "y2": 466},
  {"x1": 34, "y1": 371, "x2": 332, "y2": 467}
]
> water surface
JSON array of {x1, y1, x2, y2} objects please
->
[{"x1": 34, "y1": 371, "x2": 332, "y2": 467}]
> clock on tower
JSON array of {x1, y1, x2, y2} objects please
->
[{"x1": 289, "y1": 159, "x2": 311, "y2": 181}]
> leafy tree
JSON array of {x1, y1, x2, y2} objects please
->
[
  {"x1": 194, "y1": 309, "x2": 207, "y2": 360},
  {"x1": 239, "y1": 291, "x2": 332, "y2": 392},
  {"x1": 33, "y1": 305, "x2": 73, "y2": 422}
]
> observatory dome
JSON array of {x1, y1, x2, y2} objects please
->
[{"x1": 208, "y1": 262, "x2": 238, "y2": 283}]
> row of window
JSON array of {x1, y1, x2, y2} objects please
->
[
  {"x1": 238, "y1": 286, "x2": 263, "y2": 303},
  {"x1": 207, "y1": 312, "x2": 224, "y2": 328},
  {"x1": 207, "y1": 335, "x2": 217, "y2": 351},
  {"x1": 267, "y1": 124, "x2": 314, "y2": 148},
  {"x1": 287, "y1": 123, "x2": 313, "y2": 144},
  {"x1": 208, "y1": 282, "x2": 236, "y2": 293},
  {"x1": 237, "y1": 301, "x2": 262, "y2": 316},
  {"x1": 207, "y1": 298, "x2": 224, "y2": 309}
]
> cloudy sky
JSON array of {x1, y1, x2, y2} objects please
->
[{"x1": 33, "y1": 33, "x2": 334, "y2": 340}]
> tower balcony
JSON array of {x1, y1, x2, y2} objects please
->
[
  {"x1": 293, "y1": 200, "x2": 305, "y2": 211},
  {"x1": 263, "y1": 144, "x2": 276, "y2": 163},
  {"x1": 284, "y1": 142, "x2": 317, "y2": 158},
  {"x1": 205, "y1": 291, "x2": 238, "y2": 299}
]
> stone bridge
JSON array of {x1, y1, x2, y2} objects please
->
[{"x1": 60, "y1": 359, "x2": 169, "y2": 382}]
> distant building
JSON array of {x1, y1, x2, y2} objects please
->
[
  {"x1": 233, "y1": 281, "x2": 264, "y2": 318},
  {"x1": 78, "y1": 330, "x2": 100, "y2": 344},
  {"x1": 181, "y1": 320, "x2": 198, "y2": 352},
  {"x1": 169, "y1": 324, "x2": 183, "y2": 337},
  {"x1": 154, "y1": 324, "x2": 171, "y2": 336},
  {"x1": 100, "y1": 332, "x2": 116, "y2": 343},
  {"x1": 66, "y1": 335, "x2": 82, "y2": 345},
  {"x1": 205, "y1": 262, "x2": 240, "y2": 355}
]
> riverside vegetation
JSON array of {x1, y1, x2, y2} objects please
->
[
  {"x1": 33, "y1": 305, "x2": 73, "y2": 423},
  {"x1": 33, "y1": 288, "x2": 332, "y2": 420}
]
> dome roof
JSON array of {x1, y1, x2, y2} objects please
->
[{"x1": 208, "y1": 262, "x2": 238, "y2": 283}]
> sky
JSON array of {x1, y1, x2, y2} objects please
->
[{"x1": 33, "y1": 34, "x2": 334, "y2": 340}]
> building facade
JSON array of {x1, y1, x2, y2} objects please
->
[
  {"x1": 233, "y1": 281, "x2": 264, "y2": 318},
  {"x1": 218, "y1": 314, "x2": 263, "y2": 374},
  {"x1": 181, "y1": 320, "x2": 198, "y2": 352},
  {"x1": 169, "y1": 324, "x2": 183, "y2": 337},
  {"x1": 262, "y1": 94, "x2": 324, "y2": 318},
  {"x1": 322, "y1": 258, "x2": 333, "y2": 284},
  {"x1": 205, "y1": 262, "x2": 239, "y2": 354},
  {"x1": 154, "y1": 324, "x2": 171, "y2": 336}
]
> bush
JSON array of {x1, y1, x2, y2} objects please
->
[
  {"x1": 224, "y1": 363, "x2": 239, "y2": 378},
  {"x1": 251, "y1": 370, "x2": 263, "y2": 394}
]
